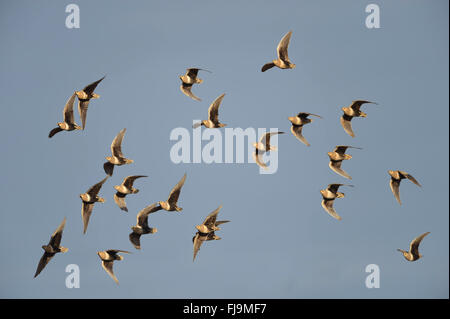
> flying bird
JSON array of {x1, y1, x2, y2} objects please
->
[
  {"x1": 320, "y1": 184, "x2": 353, "y2": 220},
  {"x1": 288, "y1": 112, "x2": 322, "y2": 146},
  {"x1": 97, "y1": 249, "x2": 130, "y2": 284},
  {"x1": 103, "y1": 128, "x2": 134, "y2": 176},
  {"x1": 159, "y1": 173, "x2": 187, "y2": 212},
  {"x1": 193, "y1": 93, "x2": 227, "y2": 128},
  {"x1": 328, "y1": 145, "x2": 362, "y2": 180},
  {"x1": 34, "y1": 217, "x2": 68, "y2": 278},
  {"x1": 75, "y1": 76, "x2": 105, "y2": 130},
  {"x1": 113, "y1": 175, "x2": 147, "y2": 212},
  {"x1": 48, "y1": 92, "x2": 82, "y2": 138},
  {"x1": 129, "y1": 202, "x2": 162, "y2": 250},
  {"x1": 397, "y1": 232, "x2": 430, "y2": 262},
  {"x1": 80, "y1": 176, "x2": 108, "y2": 234},
  {"x1": 252, "y1": 131, "x2": 284, "y2": 170},
  {"x1": 340, "y1": 100, "x2": 377, "y2": 137},
  {"x1": 193, "y1": 205, "x2": 229, "y2": 261},
  {"x1": 179, "y1": 68, "x2": 210, "y2": 101},
  {"x1": 261, "y1": 30, "x2": 296, "y2": 72},
  {"x1": 388, "y1": 170, "x2": 422, "y2": 205}
]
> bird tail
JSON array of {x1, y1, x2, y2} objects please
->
[
  {"x1": 97, "y1": 197, "x2": 105, "y2": 203},
  {"x1": 337, "y1": 192, "x2": 345, "y2": 198},
  {"x1": 60, "y1": 247, "x2": 69, "y2": 253},
  {"x1": 196, "y1": 78, "x2": 203, "y2": 84},
  {"x1": 91, "y1": 93, "x2": 100, "y2": 99},
  {"x1": 126, "y1": 159, "x2": 134, "y2": 164},
  {"x1": 360, "y1": 111, "x2": 367, "y2": 118},
  {"x1": 344, "y1": 154, "x2": 352, "y2": 160}
]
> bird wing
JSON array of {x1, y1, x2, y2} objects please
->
[
  {"x1": 202, "y1": 205, "x2": 223, "y2": 228},
  {"x1": 110, "y1": 128, "x2": 126, "y2": 158},
  {"x1": 207, "y1": 93, "x2": 225, "y2": 124},
  {"x1": 390, "y1": 178, "x2": 402, "y2": 205},
  {"x1": 49, "y1": 217, "x2": 66, "y2": 248},
  {"x1": 333, "y1": 145, "x2": 349, "y2": 154},
  {"x1": 252, "y1": 149, "x2": 268, "y2": 169},
  {"x1": 62, "y1": 92, "x2": 77, "y2": 124},
  {"x1": 340, "y1": 114, "x2": 355, "y2": 137},
  {"x1": 329, "y1": 161, "x2": 352, "y2": 180},
  {"x1": 82, "y1": 76, "x2": 105, "y2": 96},
  {"x1": 298, "y1": 112, "x2": 322, "y2": 119},
  {"x1": 101, "y1": 260, "x2": 118, "y2": 284},
  {"x1": 114, "y1": 192, "x2": 128, "y2": 212},
  {"x1": 123, "y1": 175, "x2": 147, "y2": 189},
  {"x1": 193, "y1": 233, "x2": 206, "y2": 261},
  {"x1": 215, "y1": 220, "x2": 230, "y2": 226},
  {"x1": 48, "y1": 127, "x2": 63, "y2": 138},
  {"x1": 261, "y1": 62, "x2": 275, "y2": 72},
  {"x1": 129, "y1": 232, "x2": 142, "y2": 250},
  {"x1": 261, "y1": 131, "x2": 284, "y2": 150},
  {"x1": 399, "y1": 171, "x2": 422, "y2": 187},
  {"x1": 321, "y1": 199, "x2": 342, "y2": 221},
  {"x1": 86, "y1": 176, "x2": 108, "y2": 197},
  {"x1": 180, "y1": 84, "x2": 201, "y2": 101},
  {"x1": 137, "y1": 203, "x2": 162, "y2": 227},
  {"x1": 277, "y1": 30, "x2": 293, "y2": 62},
  {"x1": 103, "y1": 162, "x2": 115, "y2": 176},
  {"x1": 291, "y1": 125, "x2": 309, "y2": 146},
  {"x1": 77, "y1": 99, "x2": 90, "y2": 130},
  {"x1": 186, "y1": 68, "x2": 200, "y2": 78},
  {"x1": 34, "y1": 252, "x2": 54, "y2": 278},
  {"x1": 349, "y1": 100, "x2": 374, "y2": 111},
  {"x1": 167, "y1": 173, "x2": 187, "y2": 206},
  {"x1": 409, "y1": 232, "x2": 430, "y2": 258},
  {"x1": 81, "y1": 202, "x2": 94, "y2": 234},
  {"x1": 327, "y1": 184, "x2": 343, "y2": 194}
]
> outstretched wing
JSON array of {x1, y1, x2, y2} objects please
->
[
  {"x1": 129, "y1": 232, "x2": 142, "y2": 250},
  {"x1": 48, "y1": 127, "x2": 63, "y2": 138},
  {"x1": 252, "y1": 149, "x2": 268, "y2": 170},
  {"x1": 409, "y1": 232, "x2": 430, "y2": 258},
  {"x1": 49, "y1": 217, "x2": 67, "y2": 248},
  {"x1": 82, "y1": 76, "x2": 105, "y2": 96},
  {"x1": 291, "y1": 125, "x2": 309, "y2": 146},
  {"x1": 277, "y1": 30, "x2": 293, "y2": 62},
  {"x1": 180, "y1": 83, "x2": 201, "y2": 101},
  {"x1": 390, "y1": 178, "x2": 402, "y2": 205},
  {"x1": 101, "y1": 260, "x2": 118, "y2": 284},
  {"x1": 321, "y1": 199, "x2": 342, "y2": 221},
  {"x1": 114, "y1": 192, "x2": 128, "y2": 212},
  {"x1": 62, "y1": 92, "x2": 77, "y2": 125},
  {"x1": 34, "y1": 252, "x2": 54, "y2": 278},
  {"x1": 340, "y1": 114, "x2": 355, "y2": 138},
  {"x1": 349, "y1": 100, "x2": 374, "y2": 111},
  {"x1": 123, "y1": 175, "x2": 147, "y2": 189},
  {"x1": 399, "y1": 171, "x2": 422, "y2": 187},
  {"x1": 86, "y1": 176, "x2": 108, "y2": 197},
  {"x1": 137, "y1": 203, "x2": 162, "y2": 227},
  {"x1": 261, "y1": 62, "x2": 275, "y2": 72},
  {"x1": 110, "y1": 128, "x2": 126, "y2": 158},
  {"x1": 81, "y1": 202, "x2": 94, "y2": 234},
  {"x1": 329, "y1": 161, "x2": 352, "y2": 180},
  {"x1": 207, "y1": 93, "x2": 225, "y2": 125},
  {"x1": 202, "y1": 205, "x2": 223, "y2": 228},
  {"x1": 193, "y1": 233, "x2": 206, "y2": 262},
  {"x1": 167, "y1": 173, "x2": 187, "y2": 206}
]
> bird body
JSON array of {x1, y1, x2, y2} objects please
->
[
  {"x1": 80, "y1": 176, "x2": 108, "y2": 234},
  {"x1": 103, "y1": 128, "x2": 133, "y2": 176},
  {"x1": 320, "y1": 184, "x2": 353, "y2": 221},
  {"x1": 261, "y1": 31, "x2": 295, "y2": 72},
  {"x1": 340, "y1": 100, "x2": 376, "y2": 137},
  {"x1": 159, "y1": 173, "x2": 187, "y2": 212},
  {"x1": 76, "y1": 76, "x2": 105, "y2": 130},
  {"x1": 397, "y1": 232, "x2": 430, "y2": 261},
  {"x1": 129, "y1": 202, "x2": 161, "y2": 249},
  {"x1": 288, "y1": 113, "x2": 321, "y2": 146},
  {"x1": 34, "y1": 217, "x2": 68, "y2": 278},
  {"x1": 113, "y1": 175, "x2": 147, "y2": 212},
  {"x1": 193, "y1": 93, "x2": 227, "y2": 129},
  {"x1": 48, "y1": 92, "x2": 82, "y2": 138},
  {"x1": 388, "y1": 170, "x2": 421, "y2": 205},
  {"x1": 97, "y1": 249, "x2": 130, "y2": 284},
  {"x1": 328, "y1": 146, "x2": 361, "y2": 180},
  {"x1": 180, "y1": 68, "x2": 210, "y2": 101}
]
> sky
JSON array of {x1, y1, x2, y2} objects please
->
[{"x1": 0, "y1": 0, "x2": 448, "y2": 298}]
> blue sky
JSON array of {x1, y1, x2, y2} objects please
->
[{"x1": 0, "y1": 0, "x2": 448, "y2": 298}]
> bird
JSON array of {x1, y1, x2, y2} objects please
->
[
  {"x1": 340, "y1": 100, "x2": 377, "y2": 137},
  {"x1": 79, "y1": 176, "x2": 108, "y2": 234},
  {"x1": 113, "y1": 175, "x2": 147, "y2": 212},
  {"x1": 320, "y1": 183, "x2": 353, "y2": 220},
  {"x1": 179, "y1": 68, "x2": 210, "y2": 101},
  {"x1": 288, "y1": 112, "x2": 322, "y2": 146},
  {"x1": 48, "y1": 92, "x2": 82, "y2": 138},
  {"x1": 129, "y1": 202, "x2": 162, "y2": 250},
  {"x1": 34, "y1": 217, "x2": 68, "y2": 278},
  {"x1": 261, "y1": 30, "x2": 296, "y2": 72},
  {"x1": 97, "y1": 249, "x2": 130, "y2": 284},
  {"x1": 388, "y1": 170, "x2": 422, "y2": 205},
  {"x1": 193, "y1": 93, "x2": 227, "y2": 128},
  {"x1": 397, "y1": 232, "x2": 430, "y2": 262},
  {"x1": 75, "y1": 76, "x2": 105, "y2": 130},
  {"x1": 159, "y1": 173, "x2": 187, "y2": 212},
  {"x1": 103, "y1": 128, "x2": 134, "y2": 176},
  {"x1": 328, "y1": 145, "x2": 362, "y2": 180},
  {"x1": 252, "y1": 131, "x2": 285, "y2": 170},
  {"x1": 193, "y1": 205, "x2": 229, "y2": 261}
]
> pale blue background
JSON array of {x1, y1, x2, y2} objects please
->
[{"x1": 0, "y1": 0, "x2": 448, "y2": 298}]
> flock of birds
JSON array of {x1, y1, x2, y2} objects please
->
[{"x1": 35, "y1": 30, "x2": 430, "y2": 285}]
